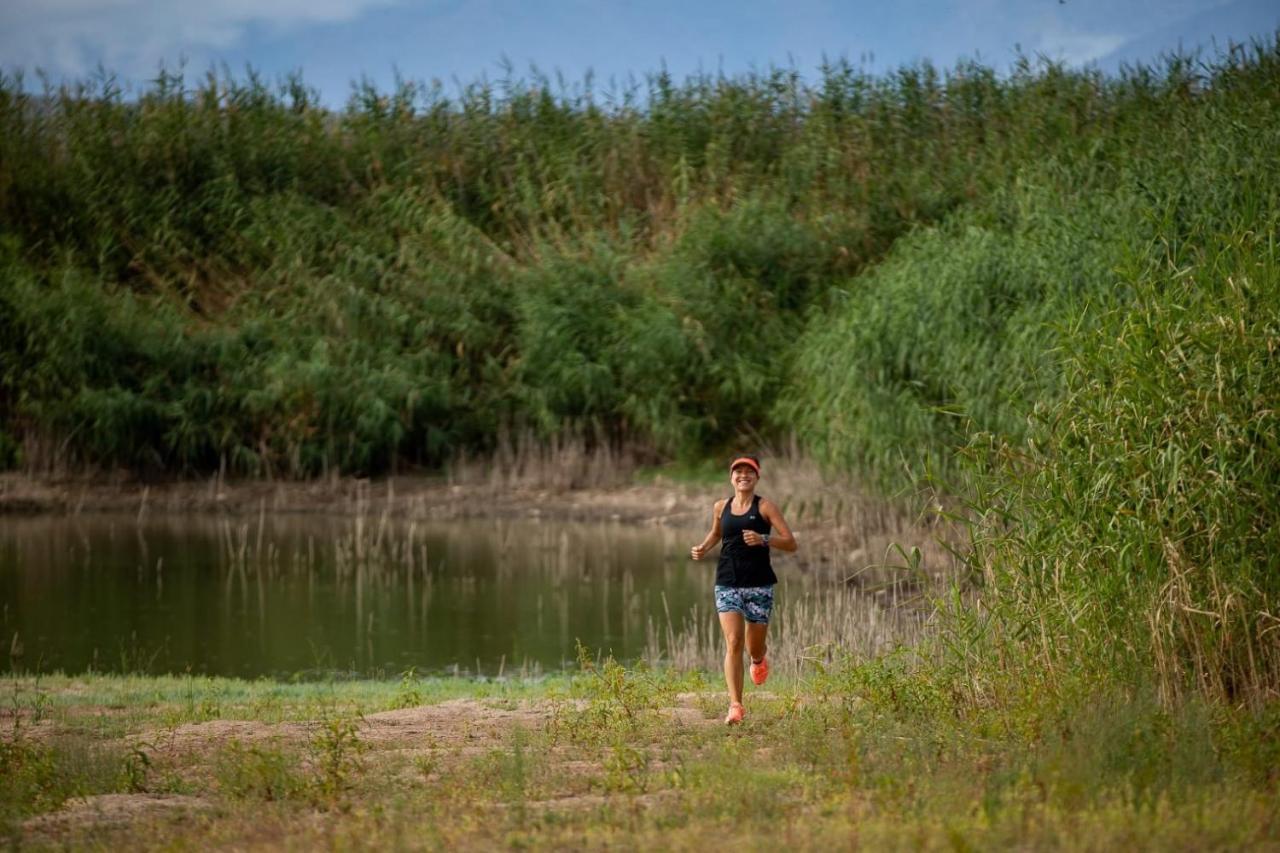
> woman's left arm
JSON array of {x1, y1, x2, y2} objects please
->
[{"x1": 758, "y1": 499, "x2": 798, "y2": 553}]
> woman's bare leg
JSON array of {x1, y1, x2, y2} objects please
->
[
  {"x1": 746, "y1": 622, "x2": 768, "y2": 664},
  {"x1": 718, "y1": 611, "x2": 746, "y2": 705}
]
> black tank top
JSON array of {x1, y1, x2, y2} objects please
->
[{"x1": 715, "y1": 495, "x2": 777, "y2": 588}]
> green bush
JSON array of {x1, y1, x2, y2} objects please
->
[{"x1": 214, "y1": 740, "x2": 306, "y2": 802}]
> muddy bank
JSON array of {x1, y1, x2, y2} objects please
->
[{"x1": 0, "y1": 472, "x2": 715, "y2": 525}]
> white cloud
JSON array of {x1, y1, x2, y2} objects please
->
[
  {"x1": 1022, "y1": 0, "x2": 1238, "y2": 67},
  {"x1": 1037, "y1": 30, "x2": 1129, "y2": 65},
  {"x1": 0, "y1": 0, "x2": 404, "y2": 78}
]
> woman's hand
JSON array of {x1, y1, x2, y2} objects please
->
[
  {"x1": 690, "y1": 544, "x2": 709, "y2": 560},
  {"x1": 742, "y1": 530, "x2": 768, "y2": 547}
]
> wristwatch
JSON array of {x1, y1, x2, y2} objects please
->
[{"x1": 761, "y1": 534, "x2": 771, "y2": 546}]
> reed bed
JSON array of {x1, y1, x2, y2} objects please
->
[{"x1": 957, "y1": 220, "x2": 1280, "y2": 706}]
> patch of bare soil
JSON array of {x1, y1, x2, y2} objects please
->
[
  {"x1": 146, "y1": 699, "x2": 563, "y2": 757},
  {"x1": 22, "y1": 794, "x2": 212, "y2": 835},
  {"x1": 145, "y1": 693, "x2": 735, "y2": 764},
  {"x1": 522, "y1": 789, "x2": 682, "y2": 813},
  {"x1": 154, "y1": 718, "x2": 313, "y2": 754},
  {"x1": 359, "y1": 699, "x2": 557, "y2": 746}
]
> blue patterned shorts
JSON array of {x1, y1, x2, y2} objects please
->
[{"x1": 714, "y1": 585, "x2": 775, "y2": 624}]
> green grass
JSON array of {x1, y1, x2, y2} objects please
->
[{"x1": 6, "y1": 672, "x2": 572, "y2": 726}]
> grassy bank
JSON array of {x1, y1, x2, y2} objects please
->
[{"x1": 4, "y1": 664, "x2": 1278, "y2": 849}]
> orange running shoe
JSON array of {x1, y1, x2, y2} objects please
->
[
  {"x1": 725, "y1": 702, "x2": 745, "y2": 725},
  {"x1": 750, "y1": 657, "x2": 770, "y2": 686}
]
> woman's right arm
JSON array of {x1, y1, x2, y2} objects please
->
[{"x1": 690, "y1": 499, "x2": 725, "y2": 560}]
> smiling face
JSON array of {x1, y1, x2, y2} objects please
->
[{"x1": 730, "y1": 463, "x2": 759, "y2": 491}]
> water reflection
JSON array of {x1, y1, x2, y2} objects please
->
[{"x1": 0, "y1": 514, "x2": 705, "y2": 677}]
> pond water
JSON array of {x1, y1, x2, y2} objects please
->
[{"x1": 0, "y1": 513, "x2": 708, "y2": 678}]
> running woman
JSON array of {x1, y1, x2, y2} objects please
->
[{"x1": 690, "y1": 455, "x2": 797, "y2": 724}]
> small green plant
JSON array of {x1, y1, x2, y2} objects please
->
[
  {"x1": 29, "y1": 679, "x2": 51, "y2": 724},
  {"x1": 602, "y1": 741, "x2": 651, "y2": 794},
  {"x1": 501, "y1": 727, "x2": 529, "y2": 803},
  {"x1": 309, "y1": 716, "x2": 365, "y2": 805},
  {"x1": 115, "y1": 633, "x2": 164, "y2": 675},
  {"x1": 573, "y1": 642, "x2": 676, "y2": 723},
  {"x1": 180, "y1": 676, "x2": 224, "y2": 722},
  {"x1": 552, "y1": 645, "x2": 656, "y2": 745},
  {"x1": 393, "y1": 668, "x2": 423, "y2": 709},
  {"x1": 835, "y1": 650, "x2": 952, "y2": 721},
  {"x1": 0, "y1": 735, "x2": 58, "y2": 824},
  {"x1": 122, "y1": 745, "x2": 151, "y2": 793},
  {"x1": 413, "y1": 752, "x2": 438, "y2": 782},
  {"x1": 0, "y1": 731, "x2": 136, "y2": 828},
  {"x1": 215, "y1": 739, "x2": 305, "y2": 801}
]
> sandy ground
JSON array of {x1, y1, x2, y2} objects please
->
[{"x1": 20, "y1": 794, "x2": 214, "y2": 835}]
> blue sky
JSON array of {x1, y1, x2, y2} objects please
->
[{"x1": 2, "y1": 0, "x2": 1278, "y2": 105}]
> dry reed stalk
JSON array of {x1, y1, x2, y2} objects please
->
[
  {"x1": 747, "y1": 444, "x2": 963, "y2": 593},
  {"x1": 644, "y1": 449, "x2": 959, "y2": 675},
  {"x1": 446, "y1": 428, "x2": 644, "y2": 492},
  {"x1": 643, "y1": 577, "x2": 931, "y2": 676}
]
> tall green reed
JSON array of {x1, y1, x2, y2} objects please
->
[
  {"x1": 963, "y1": 224, "x2": 1280, "y2": 704},
  {"x1": 946, "y1": 55, "x2": 1280, "y2": 702}
]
